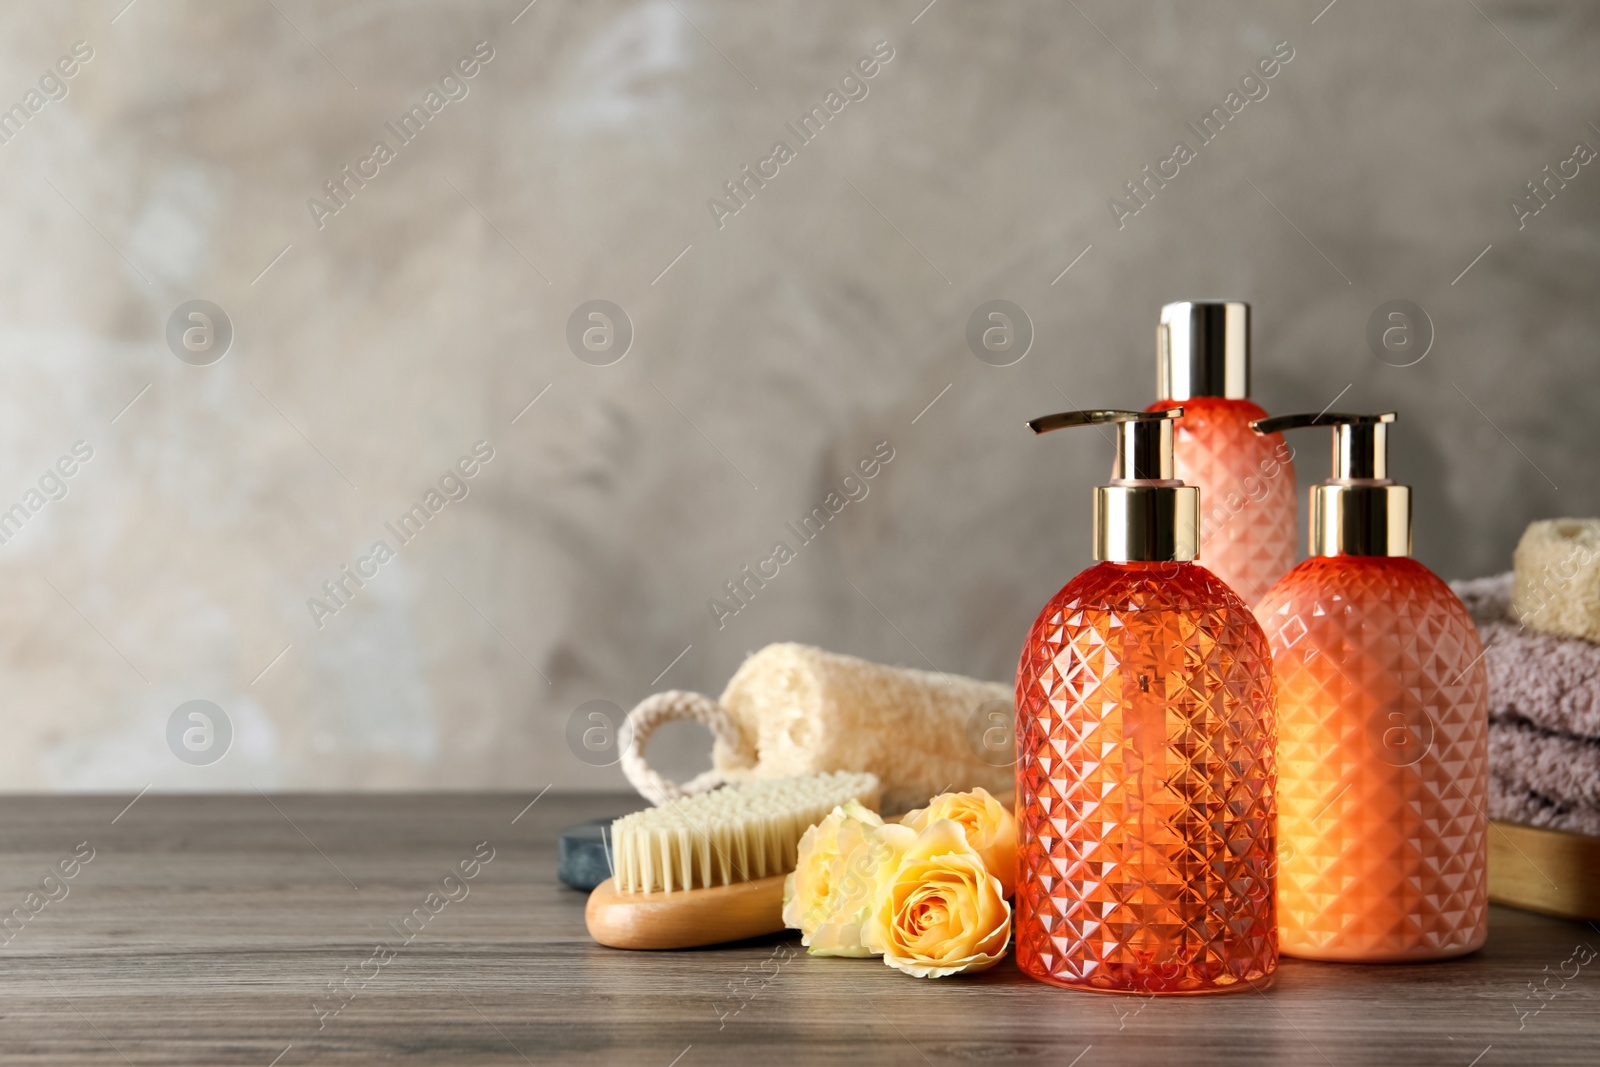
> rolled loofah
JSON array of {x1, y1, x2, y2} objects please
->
[
  {"x1": 623, "y1": 643, "x2": 1015, "y2": 814},
  {"x1": 1511, "y1": 518, "x2": 1600, "y2": 643},
  {"x1": 715, "y1": 644, "x2": 1014, "y2": 813}
]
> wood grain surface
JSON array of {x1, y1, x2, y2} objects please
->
[{"x1": 0, "y1": 792, "x2": 1595, "y2": 1066}]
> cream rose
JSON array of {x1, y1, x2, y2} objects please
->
[
  {"x1": 861, "y1": 819, "x2": 1012, "y2": 977},
  {"x1": 783, "y1": 801, "x2": 913, "y2": 956},
  {"x1": 901, "y1": 787, "x2": 1017, "y2": 896}
]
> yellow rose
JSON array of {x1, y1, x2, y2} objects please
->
[
  {"x1": 902, "y1": 787, "x2": 1017, "y2": 896},
  {"x1": 783, "y1": 801, "x2": 913, "y2": 956},
  {"x1": 861, "y1": 819, "x2": 1012, "y2": 978}
]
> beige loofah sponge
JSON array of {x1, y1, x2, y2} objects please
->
[
  {"x1": 715, "y1": 644, "x2": 1013, "y2": 813},
  {"x1": 623, "y1": 644, "x2": 1015, "y2": 814},
  {"x1": 1511, "y1": 519, "x2": 1600, "y2": 643}
]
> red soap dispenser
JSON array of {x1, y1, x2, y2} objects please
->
[
  {"x1": 1149, "y1": 301, "x2": 1297, "y2": 604},
  {"x1": 1015, "y1": 408, "x2": 1279, "y2": 994}
]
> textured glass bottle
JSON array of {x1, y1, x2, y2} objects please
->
[
  {"x1": 1015, "y1": 409, "x2": 1278, "y2": 993},
  {"x1": 1151, "y1": 302, "x2": 1297, "y2": 604},
  {"x1": 1251, "y1": 413, "x2": 1488, "y2": 961}
]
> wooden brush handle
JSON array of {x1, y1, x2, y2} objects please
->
[{"x1": 585, "y1": 874, "x2": 789, "y2": 950}]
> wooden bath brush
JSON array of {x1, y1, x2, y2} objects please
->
[{"x1": 585, "y1": 771, "x2": 879, "y2": 950}]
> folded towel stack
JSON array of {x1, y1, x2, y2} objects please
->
[{"x1": 1453, "y1": 570, "x2": 1600, "y2": 837}]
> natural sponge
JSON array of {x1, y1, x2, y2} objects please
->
[
  {"x1": 715, "y1": 644, "x2": 1013, "y2": 813},
  {"x1": 622, "y1": 644, "x2": 1015, "y2": 815},
  {"x1": 1511, "y1": 519, "x2": 1600, "y2": 643}
]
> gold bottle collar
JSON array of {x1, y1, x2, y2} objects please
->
[
  {"x1": 1310, "y1": 484, "x2": 1411, "y2": 557},
  {"x1": 1095, "y1": 485, "x2": 1200, "y2": 563}
]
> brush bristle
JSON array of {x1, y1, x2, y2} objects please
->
[{"x1": 611, "y1": 771, "x2": 880, "y2": 893}]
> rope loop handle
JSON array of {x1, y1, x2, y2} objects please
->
[{"x1": 621, "y1": 690, "x2": 754, "y2": 805}]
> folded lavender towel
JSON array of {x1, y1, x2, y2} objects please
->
[
  {"x1": 1452, "y1": 574, "x2": 1600, "y2": 738},
  {"x1": 1452, "y1": 573, "x2": 1600, "y2": 837},
  {"x1": 1489, "y1": 775, "x2": 1600, "y2": 837},
  {"x1": 1490, "y1": 716, "x2": 1600, "y2": 809}
]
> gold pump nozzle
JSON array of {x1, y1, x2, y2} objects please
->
[
  {"x1": 1028, "y1": 408, "x2": 1199, "y2": 563},
  {"x1": 1249, "y1": 411, "x2": 1410, "y2": 558}
]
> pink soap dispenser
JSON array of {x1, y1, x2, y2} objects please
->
[
  {"x1": 1251, "y1": 411, "x2": 1488, "y2": 961},
  {"x1": 1148, "y1": 301, "x2": 1297, "y2": 604}
]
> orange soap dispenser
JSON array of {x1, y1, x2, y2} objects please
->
[
  {"x1": 1149, "y1": 301, "x2": 1297, "y2": 604},
  {"x1": 1015, "y1": 408, "x2": 1279, "y2": 994},
  {"x1": 1251, "y1": 412, "x2": 1488, "y2": 961}
]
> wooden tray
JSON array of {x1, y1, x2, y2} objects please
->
[{"x1": 1489, "y1": 819, "x2": 1600, "y2": 921}]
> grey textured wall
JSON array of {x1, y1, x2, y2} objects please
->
[{"x1": 2, "y1": 1, "x2": 1594, "y2": 792}]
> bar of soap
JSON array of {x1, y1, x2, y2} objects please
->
[
  {"x1": 558, "y1": 818, "x2": 615, "y2": 891},
  {"x1": 1511, "y1": 519, "x2": 1600, "y2": 643}
]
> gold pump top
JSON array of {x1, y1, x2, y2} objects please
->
[
  {"x1": 1028, "y1": 408, "x2": 1199, "y2": 563},
  {"x1": 1158, "y1": 300, "x2": 1250, "y2": 401},
  {"x1": 1249, "y1": 411, "x2": 1411, "y2": 558}
]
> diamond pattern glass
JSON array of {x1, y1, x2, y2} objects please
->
[
  {"x1": 1255, "y1": 556, "x2": 1489, "y2": 961},
  {"x1": 1015, "y1": 561, "x2": 1278, "y2": 993},
  {"x1": 1147, "y1": 398, "x2": 1297, "y2": 605}
]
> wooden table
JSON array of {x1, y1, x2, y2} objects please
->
[{"x1": 1, "y1": 793, "x2": 1595, "y2": 1065}]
